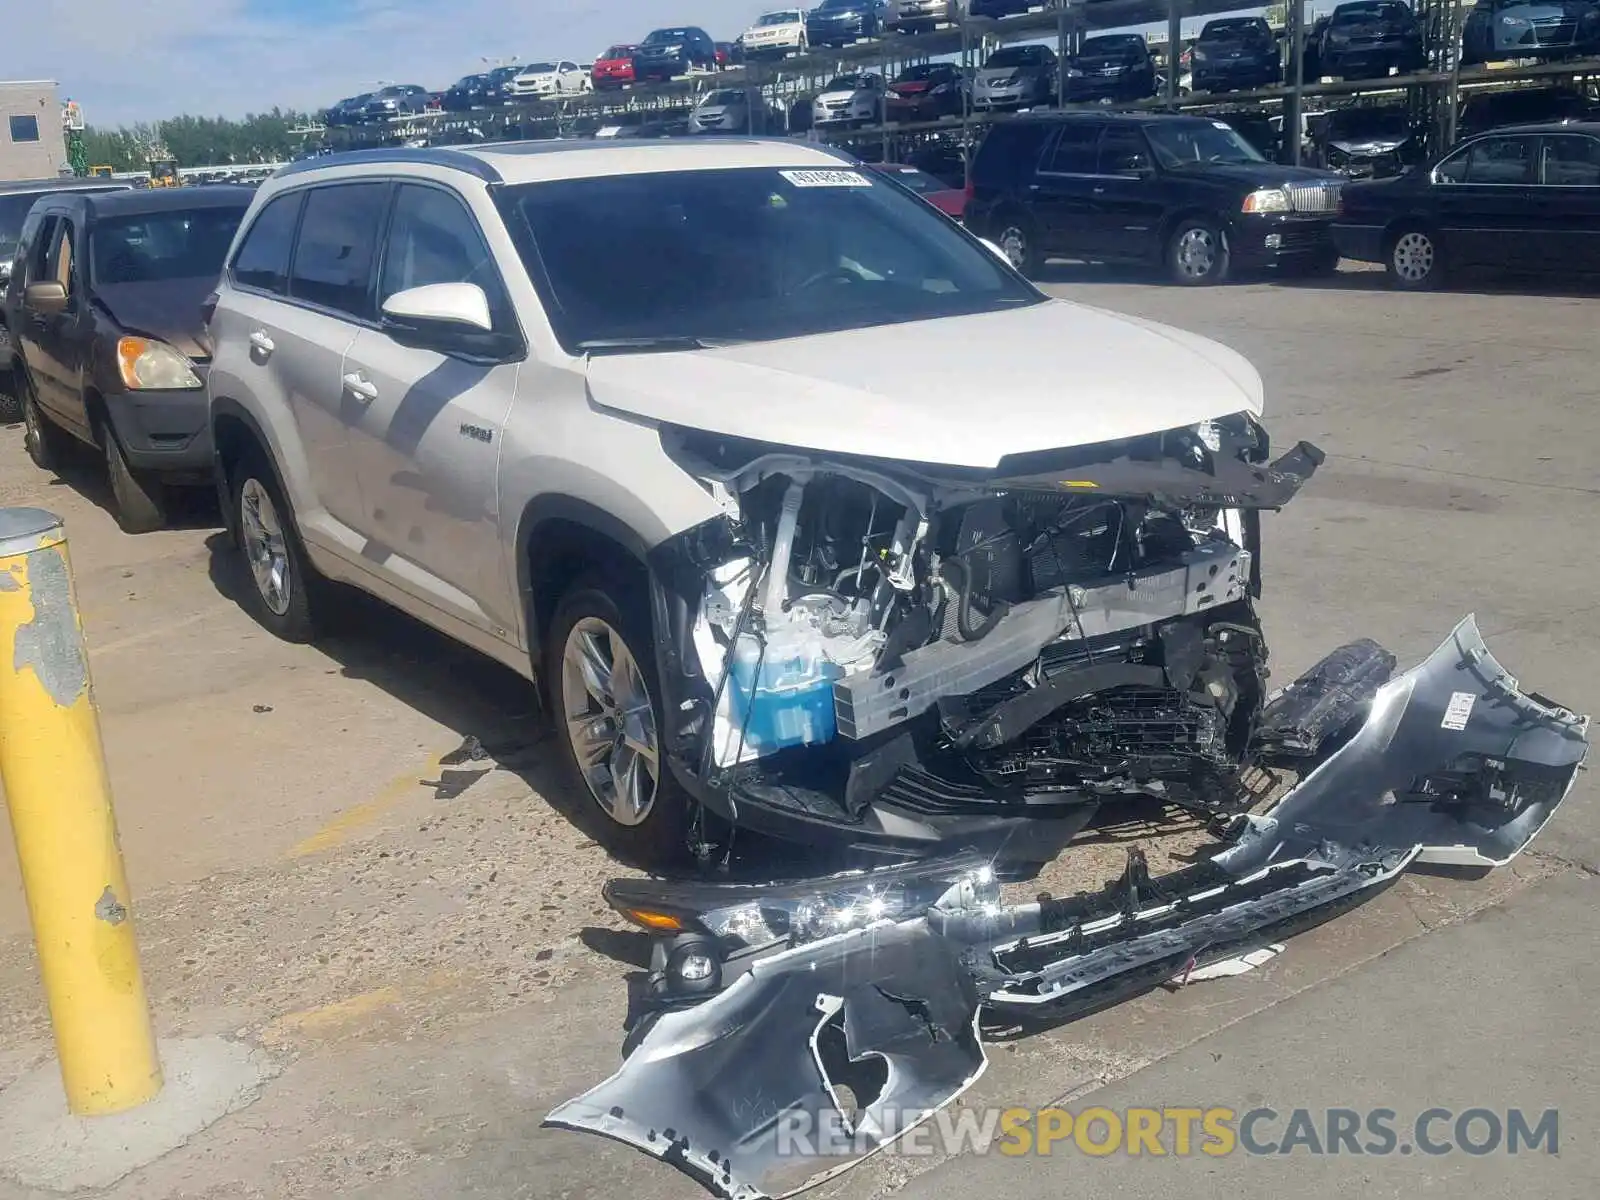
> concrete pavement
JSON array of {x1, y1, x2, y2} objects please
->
[{"x1": 2, "y1": 263, "x2": 1597, "y2": 1198}]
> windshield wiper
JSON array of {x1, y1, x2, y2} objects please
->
[{"x1": 577, "y1": 335, "x2": 742, "y2": 355}]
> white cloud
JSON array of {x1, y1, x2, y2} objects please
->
[{"x1": 0, "y1": 0, "x2": 771, "y2": 124}]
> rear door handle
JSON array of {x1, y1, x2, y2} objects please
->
[
  {"x1": 342, "y1": 372, "x2": 378, "y2": 402},
  {"x1": 248, "y1": 330, "x2": 275, "y2": 356}
]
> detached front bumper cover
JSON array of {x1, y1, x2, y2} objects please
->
[{"x1": 547, "y1": 617, "x2": 1587, "y2": 1198}]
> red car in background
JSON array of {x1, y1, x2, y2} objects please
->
[
  {"x1": 867, "y1": 163, "x2": 967, "y2": 221},
  {"x1": 593, "y1": 45, "x2": 639, "y2": 90}
]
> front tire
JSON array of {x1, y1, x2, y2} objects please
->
[
  {"x1": 544, "y1": 576, "x2": 689, "y2": 867},
  {"x1": 1166, "y1": 216, "x2": 1231, "y2": 285},
  {"x1": 0, "y1": 330, "x2": 20, "y2": 424},
  {"x1": 1385, "y1": 225, "x2": 1442, "y2": 290},
  {"x1": 101, "y1": 419, "x2": 168, "y2": 534},
  {"x1": 229, "y1": 449, "x2": 323, "y2": 642}
]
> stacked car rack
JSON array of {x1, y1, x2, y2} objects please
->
[{"x1": 313, "y1": 0, "x2": 1600, "y2": 171}]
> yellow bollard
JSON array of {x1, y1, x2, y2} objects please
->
[{"x1": 0, "y1": 508, "x2": 161, "y2": 1115}]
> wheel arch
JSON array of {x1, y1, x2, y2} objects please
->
[{"x1": 210, "y1": 396, "x2": 285, "y2": 545}]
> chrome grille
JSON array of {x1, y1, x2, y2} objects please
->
[{"x1": 1287, "y1": 182, "x2": 1340, "y2": 214}]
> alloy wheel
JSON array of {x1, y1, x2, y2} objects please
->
[
  {"x1": 1391, "y1": 231, "x2": 1434, "y2": 284},
  {"x1": 239, "y1": 477, "x2": 292, "y2": 617},
  {"x1": 999, "y1": 225, "x2": 1029, "y2": 271},
  {"x1": 21, "y1": 387, "x2": 42, "y2": 459},
  {"x1": 1175, "y1": 227, "x2": 1218, "y2": 280},
  {"x1": 560, "y1": 616, "x2": 660, "y2": 827}
]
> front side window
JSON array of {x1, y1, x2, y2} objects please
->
[
  {"x1": 379, "y1": 185, "x2": 496, "y2": 303},
  {"x1": 232, "y1": 191, "x2": 303, "y2": 294},
  {"x1": 497, "y1": 166, "x2": 1039, "y2": 353},
  {"x1": 1099, "y1": 127, "x2": 1152, "y2": 174},
  {"x1": 1145, "y1": 121, "x2": 1266, "y2": 168},
  {"x1": 24, "y1": 215, "x2": 59, "y2": 285},
  {"x1": 92, "y1": 206, "x2": 247, "y2": 285},
  {"x1": 8, "y1": 115, "x2": 40, "y2": 143},
  {"x1": 46, "y1": 222, "x2": 77, "y2": 299},
  {"x1": 1462, "y1": 136, "x2": 1536, "y2": 185},
  {"x1": 289, "y1": 183, "x2": 388, "y2": 317},
  {"x1": 1540, "y1": 135, "x2": 1600, "y2": 186}
]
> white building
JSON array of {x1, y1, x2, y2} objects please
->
[{"x1": 0, "y1": 81, "x2": 67, "y2": 182}]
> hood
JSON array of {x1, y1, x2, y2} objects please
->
[
  {"x1": 892, "y1": 78, "x2": 935, "y2": 93},
  {"x1": 1175, "y1": 161, "x2": 1341, "y2": 186},
  {"x1": 94, "y1": 278, "x2": 214, "y2": 358},
  {"x1": 1329, "y1": 136, "x2": 1407, "y2": 154},
  {"x1": 583, "y1": 300, "x2": 1264, "y2": 469},
  {"x1": 817, "y1": 88, "x2": 865, "y2": 102}
]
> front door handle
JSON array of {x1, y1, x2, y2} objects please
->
[
  {"x1": 342, "y1": 372, "x2": 378, "y2": 403},
  {"x1": 248, "y1": 329, "x2": 275, "y2": 356}
]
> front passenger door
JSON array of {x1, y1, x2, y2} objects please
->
[{"x1": 340, "y1": 182, "x2": 522, "y2": 639}]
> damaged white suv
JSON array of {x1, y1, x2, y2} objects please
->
[{"x1": 208, "y1": 139, "x2": 1324, "y2": 865}]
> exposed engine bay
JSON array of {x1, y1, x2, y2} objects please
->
[
  {"x1": 646, "y1": 413, "x2": 1328, "y2": 857},
  {"x1": 548, "y1": 617, "x2": 1590, "y2": 1198}
]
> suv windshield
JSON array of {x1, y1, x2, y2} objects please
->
[
  {"x1": 522, "y1": 62, "x2": 558, "y2": 73},
  {"x1": 1331, "y1": 2, "x2": 1407, "y2": 22},
  {"x1": 644, "y1": 29, "x2": 689, "y2": 43},
  {"x1": 759, "y1": 10, "x2": 801, "y2": 23},
  {"x1": 497, "y1": 167, "x2": 1038, "y2": 351},
  {"x1": 1145, "y1": 120, "x2": 1267, "y2": 167},
  {"x1": 92, "y1": 205, "x2": 248, "y2": 285},
  {"x1": 987, "y1": 46, "x2": 1050, "y2": 67}
]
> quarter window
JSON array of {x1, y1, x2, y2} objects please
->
[
  {"x1": 1540, "y1": 135, "x2": 1600, "y2": 186},
  {"x1": 232, "y1": 192, "x2": 303, "y2": 294},
  {"x1": 1045, "y1": 123, "x2": 1100, "y2": 174},
  {"x1": 289, "y1": 183, "x2": 388, "y2": 317}
]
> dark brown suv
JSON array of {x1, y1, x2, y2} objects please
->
[{"x1": 3, "y1": 186, "x2": 251, "y2": 531}]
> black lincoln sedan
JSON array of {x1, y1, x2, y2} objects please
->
[{"x1": 1333, "y1": 121, "x2": 1600, "y2": 288}]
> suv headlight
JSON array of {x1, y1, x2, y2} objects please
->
[
  {"x1": 117, "y1": 336, "x2": 201, "y2": 390},
  {"x1": 1241, "y1": 186, "x2": 1291, "y2": 214}
]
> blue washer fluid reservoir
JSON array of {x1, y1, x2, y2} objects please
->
[{"x1": 726, "y1": 628, "x2": 841, "y2": 755}]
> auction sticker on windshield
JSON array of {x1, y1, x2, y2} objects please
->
[{"x1": 780, "y1": 169, "x2": 873, "y2": 188}]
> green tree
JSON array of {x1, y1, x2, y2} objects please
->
[{"x1": 82, "y1": 109, "x2": 315, "y2": 170}]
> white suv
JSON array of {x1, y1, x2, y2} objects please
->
[{"x1": 206, "y1": 139, "x2": 1320, "y2": 867}]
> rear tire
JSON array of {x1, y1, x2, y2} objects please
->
[
  {"x1": 1385, "y1": 224, "x2": 1443, "y2": 290},
  {"x1": 544, "y1": 575, "x2": 690, "y2": 868},
  {"x1": 19, "y1": 370, "x2": 72, "y2": 473},
  {"x1": 992, "y1": 211, "x2": 1042, "y2": 277},
  {"x1": 101, "y1": 419, "x2": 168, "y2": 534},
  {"x1": 227, "y1": 448, "x2": 323, "y2": 643},
  {"x1": 0, "y1": 330, "x2": 19, "y2": 424}
]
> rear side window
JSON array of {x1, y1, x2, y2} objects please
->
[
  {"x1": 289, "y1": 183, "x2": 388, "y2": 318},
  {"x1": 1045, "y1": 123, "x2": 1101, "y2": 174},
  {"x1": 232, "y1": 192, "x2": 303, "y2": 294},
  {"x1": 973, "y1": 123, "x2": 1053, "y2": 182}
]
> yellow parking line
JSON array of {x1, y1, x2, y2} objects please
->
[{"x1": 286, "y1": 753, "x2": 446, "y2": 859}]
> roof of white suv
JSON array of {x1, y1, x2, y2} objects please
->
[{"x1": 272, "y1": 138, "x2": 853, "y2": 188}]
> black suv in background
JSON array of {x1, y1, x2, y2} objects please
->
[
  {"x1": 1063, "y1": 34, "x2": 1158, "y2": 103},
  {"x1": 1308, "y1": 1, "x2": 1425, "y2": 79},
  {"x1": 965, "y1": 112, "x2": 1344, "y2": 284},
  {"x1": 633, "y1": 26, "x2": 718, "y2": 80},
  {"x1": 1191, "y1": 18, "x2": 1282, "y2": 93}
]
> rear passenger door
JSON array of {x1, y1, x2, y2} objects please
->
[
  {"x1": 279, "y1": 183, "x2": 390, "y2": 542},
  {"x1": 338, "y1": 181, "x2": 523, "y2": 639},
  {"x1": 1030, "y1": 120, "x2": 1102, "y2": 255}
]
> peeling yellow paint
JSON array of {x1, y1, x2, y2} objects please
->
[
  {"x1": 259, "y1": 972, "x2": 461, "y2": 1048},
  {"x1": 287, "y1": 753, "x2": 446, "y2": 858}
]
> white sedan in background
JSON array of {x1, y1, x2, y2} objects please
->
[
  {"x1": 741, "y1": 9, "x2": 808, "y2": 58},
  {"x1": 509, "y1": 61, "x2": 591, "y2": 96}
]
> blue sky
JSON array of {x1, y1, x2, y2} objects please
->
[{"x1": 1, "y1": 0, "x2": 774, "y2": 125}]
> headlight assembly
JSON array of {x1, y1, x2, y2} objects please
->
[
  {"x1": 1241, "y1": 186, "x2": 1291, "y2": 214},
  {"x1": 116, "y1": 337, "x2": 202, "y2": 390}
]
